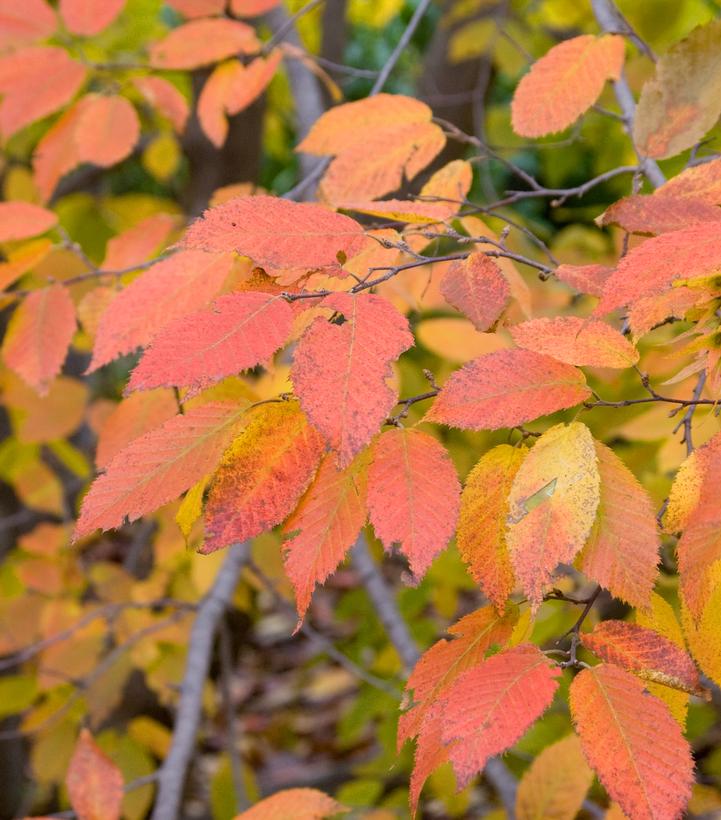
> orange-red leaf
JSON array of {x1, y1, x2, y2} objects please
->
[
  {"x1": 440, "y1": 644, "x2": 561, "y2": 787},
  {"x1": 149, "y1": 18, "x2": 259, "y2": 69},
  {"x1": 0, "y1": 202, "x2": 57, "y2": 242},
  {"x1": 0, "y1": 0, "x2": 56, "y2": 50},
  {"x1": 74, "y1": 94, "x2": 140, "y2": 167},
  {"x1": 133, "y1": 76, "x2": 189, "y2": 133},
  {"x1": 507, "y1": 422, "x2": 600, "y2": 610},
  {"x1": 32, "y1": 98, "x2": 86, "y2": 201},
  {"x1": 75, "y1": 402, "x2": 247, "y2": 539},
  {"x1": 89, "y1": 250, "x2": 233, "y2": 371},
  {"x1": 0, "y1": 46, "x2": 86, "y2": 138},
  {"x1": 577, "y1": 440, "x2": 659, "y2": 609},
  {"x1": 129, "y1": 292, "x2": 294, "y2": 393},
  {"x1": 511, "y1": 35, "x2": 625, "y2": 137},
  {"x1": 425, "y1": 349, "x2": 591, "y2": 431},
  {"x1": 555, "y1": 263, "x2": 613, "y2": 297},
  {"x1": 202, "y1": 401, "x2": 325, "y2": 552},
  {"x1": 101, "y1": 213, "x2": 176, "y2": 271},
  {"x1": 166, "y1": 0, "x2": 225, "y2": 17},
  {"x1": 59, "y1": 0, "x2": 125, "y2": 36},
  {"x1": 2, "y1": 284, "x2": 76, "y2": 395},
  {"x1": 655, "y1": 157, "x2": 721, "y2": 203},
  {"x1": 291, "y1": 292, "x2": 412, "y2": 467},
  {"x1": 440, "y1": 253, "x2": 510, "y2": 331},
  {"x1": 283, "y1": 452, "x2": 368, "y2": 620},
  {"x1": 581, "y1": 620, "x2": 700, "y2": 694},
  {"x1": 510, "y1": 316, "x2": 638, "y2": 369},
  {"x1": 367, "y1": 427, "x2": 460, "y2": 579},
  {"x1": 230, "y1": 0, "x2": 280, "y2": 15},
  {"x1": 183, "y1": 195, "x2": 365, "y2": 271},
  {"x1": 234, "y1": 788, "x2": 346, "y2": 820},
  {"x1": 600, "y1": 194, "x2": 721, "y2": 235},
  {"x1": 570, "y1": 663, "x2": 694, "y2": 820},
  {"x1": 66, "y1": 729, "x2": 124, "y2": 820},
  {"x1": 457, "y1": 444, "x2": 527, "y2": 613}
]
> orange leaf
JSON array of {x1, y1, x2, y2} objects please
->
[
  {"x1": 599, "y1": 194, "x2": 721, "y2": 235},
  {"x1": 510, "y1": 316, "x2": 639, "y2": 369},
  {"x1": 367, "y1": 427, "x2": 460, "y2": 579},
  {"x1": 6, "y1": 373, "x2": 87, "y2": 443},
  {"x1": 88, "y1": 250, "x2": 233, "y2": 371},
  {"x1": 440, "y1": 253, "x2": 510, "y2": 331},
  {"x1": 0, "y1": 201, "x2": 57, "y2": 242},
  {"x1": 229, "y1": 0, "x2": 280, "y2": 16},
  {"x1": 555, "y1": 263, "x2": 613, "y2": 297},
  {"x1": 234, "y1": 788, "x2": 346, "y2": 820},
  {"x1": 627, "y1": 287, "x2": 704, "y2": 342},
  {"x1": 225, "y1": 51, "x2": 281, "y2": 117},
  {"x1": 183, "y1": 195, "x2": 366, "y2": 271},
  {"x1": 132, "y1": 76, "x2": 189, "y2": 133},
  {"x1": 0, "y1": 0, "x2": 56, "y2": 50},
  {"x1": 283, "y1": 451, "x2": 368, "y2": 620},
  {"x1": 33, "y1": 97, "x2": 87, "y2": 201},
  {"x1": 74, "y1": 94, "x2": 140, "y2": 167},
  {"x1": 197, "y1": 60, "x2": 244, "y2": 148},
  {"x1": 128, "y1": 291, "x2": 294, "y2": 393},
  {"x1": 101, "y1": 212, "x2": 176, "y2": 270},
  {"x1": 59, "y1": 0, "x2": 125, "y2": 36},
  {"x1": 457, "y1": 444, "x2": 527, "y2": 613},
  {"x1": 2, "y1": 284, "x2": 76, "y2": 395},
  {"x1": 149, "y1": 18, "x2": 259, "y2": 69},
  {"x1": 570, "y1": 663, "x2": 694, "y2": 820},
  {"x1": 425, "y1": 349, "x2": 591, "y2": 430},
  {"x1": 655, "y1": 156, "x2": 721, "y2": 203},
  {"x1": 291, "y1": 292, "x2": 413, "y2": 467},
  {"x1": 440, "y1": 644, "x2": 560, "y2": 787},
  {"x1": 511, "y1": 35, "x2": 625, "y2": 137},
  {"x1": 581, "y1": 620, "x2": 700, "y2": 694},
  {"x1": 74, "y1": 401, "x2": 248, "y2": 539},
  {"x1": 507, "y1": 422, "x2": 600, "y2": 610},
  {"x1": 202, "y1": 401, "x2": 325, "y2": 552},
  {"x1": 0, "y1": 46, "x2": 86, "y2": 138},
  {"x1": 577, "y1": 440, "x2": 659, "y2": 609},
  {"x1": 166, "y1": 0, "x2": 225, "y2": 17},
  {"x1": 66, "y1": 729, "x2": 124, "y2": 820}
]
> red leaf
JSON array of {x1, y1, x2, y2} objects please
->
[
  {"x1": 66, "y1": 729, "x2": 124, "y2": 820},
  {"x1": 511, "y1": 35, "x2": 625, "y2": 137},
  {"x1": 0, "y1": 0, "x2": 56, "y2": 50},
  {"x1": 230, "y1": 0, "x2": 280, "y2": 15},
  {"x1": 440, "y1": 253, "x2": 510, "y2": 331},
  {"x1": 2, "y1": 284, "x2": 76, "y2": 395},
  {"x1": 291, "y1": 292, "x2": 413, "y2": 467},
  {"x1": 149, "y1": 18, "x2": 259, "y2": 70},
  {"x1": 655, "y1": 156, "x2": 721, "y2": 203},
  {"x1": 101, "y1": 212, "x2": 176, "y2": 270},
  {"x1": 88, "y1": 250, "x2": 233, "y2": 371},
  {"x1": 0, "y1": 46, "x2": 86, "y2": 138},
  {"x1": 202, "y1": 401, "x2": 325, "y2": 552},
  {"x1": 580, "y1": 620, "x2": 700, "y2": 694},
  {"x1": 183, "y1": 195, "x2": 366, "y2": 271},
  {"x1": 165, "y1": 0, "x2": 225, "y2": 17},
  {"x1": 440, "y1": 644, "x2": 560, "y2": 787},
  {"x1": 555, "y1": 263, "x2": 613, "y2": 297},
  {"x1": 599, "y1": 194, "x2": 721, "y2": 235},
  {"x1": 75, "y1": 402, "x2": 247, "y2": 539},
  {"x1": 0, "y1": 202, "x2": 57, "y2": 242},
  {"x1": 74, "y1": 94, "x2": 140, "y2": 167},
  {"x1": 425, "y1": 349, "x2": 591, "y2": 431},
  {"x1": 283, "y1": 451, "x2": 368, "y2": 620},
  {"x1": 59, "y1": 0, "x2": 125, "y2": 36},
  {"x1": 128, "y1": 291, "x2": 294, "y2": 393},
  {"x1": 132, "y1": 76, "x2": 189, "y2": 133},
  {"x1": 570, "y1": 664, "x2": 694, "y2": 820},
  {"x1": 367, "y1": 428, "x2": 460, "y2": 578}
]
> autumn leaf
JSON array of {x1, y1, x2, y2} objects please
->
[
  {"x1": 234, "y1": 788, "x2": 347, "y2": 819},
  {"x1": 66, "y1": 729, "x2": 124, "y2": 820},
  {"x1": 599, "y1": 194, "x2": 721, "y2": 235},
  {"x1": 570, "y1": 663, "x2": 694, "y2": 820},
  {"x1": 230, "y1": 0, "x2": 280, "y2": 15},
  {"x1": 202, "y1": 401, "x2": 325, "y2": 553},
  {"x1": 511, "y1": 35, "x2": 625, "y2": 137},
  {"x1": 59, "y1": 0, "x2": 125, "y2": 36},
  {"x1": 507, "y1": 422, "x2": 600, "y2": 610},
  {"x1": 132, "y1": 75, "x2": 189, "y2": 133},
  {"x1": 165, "y1": 0, "x2": 225, "y2": 17},
  {"x1": 555, "y1": 263, "x2": 613, "y2": 297},
  {"x1": 440, "y1": 253, "x2": 510, "y2": 331},
  {"x1": 683, "y1": 566, "x2": 721, "y2": 689},
  {"x1": 32, "y1": 97, "x2": 87, "y2": 200},
  {"x1": 655, "y1": 156, "x2": 721, "y2": 203},
  {"x1": 150, "y1": 18, "x2": 258, "y2": 69},
  {"x1": 291, "y1": 292, "x2": 413, "y2": 467},
  {"x1": 0, "y1": 0, "x2": 56, "y2": 50},
  {"x1": 425, "y1": 349, "x2": 591, "y2": 431},
  {"x1": 0, "y1": 202, "x2": 57, "y2": 243},
  {"x1": 73, "y1": 94, "x2": 140, "y2": 167}
]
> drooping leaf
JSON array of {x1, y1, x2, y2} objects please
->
[
  {"x1": 570, "y1": 663, "x2": 694, "y2": 820},
  {"x1": 511, "y1": 35, "x2": 625, "y2": 137},
  {"x1": 577, "y1": 440, "x2": 659, "y2": 609},
  {"x1": 202, "y1": 401, "x2": 325, "y2": 553},
  {"x1": 634, "y1": 20, "x2": 721, "y2": 159},
  {"x1": 440, "y1": 644, "x2": 561, "y2": 787},
  {"x1": 0, "y1": 46, "x2": 86, "y2": 138},
  {"x1": 0, "y1": 202, "x2": 57, "y2": 242},
  {"x1": 66, "y1": 729, "x2": 124, "y2": 820},
  {"x1": 183, "y1": 195, "x2": 365, "y2": 271},
  {"x1": 580, "y1": 620, "x2": 700, "y2": 694},
  {"x1": 599, "y1": 194, "x2": 721, "y2": 235},
  {"x1": 234, "y1": 788, "x2": 347, "y2": 820},
  {"x1": 515, "y1": 734, "x2": 594, "y2": 820},
  {"x1": 283, "y1": 451, "x2": 368, "y2": 620},
  {"x1": 510, "y1": 316, "x2": 639, "y2": 369},
  {"x1": 664, "y1": 433, "x2": 721, "y2": 534},
  {"x1": 291, "y1": 292, "x2": 412, "y2": 467},
  {"x1": 409, "y1": 709, "x2": 450, "y2": 816},
  {"x1": 367, "y1": 427, "x2": 460, "y2": 579},
  {"x1": 128, "y1": 292, "x2": 294, "y2": 393},
  {"x1": 440, "y1": 253, "x2": 510, "y2": 331},
  {"x1": 132, "y1": 76, "x2": 189, "y2": 133},
  {"x1": 149, "y1": 18, "x2": 259, "y2": 69},
  {"x1": 89, "y1": 250, "x2": 233, "y2": 371},
  {"x1": 74, "y1": 402, "x2": 248, "y2": 539},
  {"x1": 457, "y1": 444, "x2": 527, "y2": 613},
  {"x1": 0, "y1": 0, "x2": 56, "y2": 50},
  {"x1": 507, "y1": 422, "x2": 600, "y2": 610},
  {"x1": 74, "y1": 94, "x2": 140, "y2": 168},
  {"x1": 425, "y1": 349, "x2": 591, "y2": 431},
  {"x1": 59, "y1": 0, "x2": 125, "y2": 36},
  {"x1": 683, "y1": 565, "x2": 721, "y2": 689},
  {"x1": 2, "y1": 284, "x2": 76, "y2": 395}
]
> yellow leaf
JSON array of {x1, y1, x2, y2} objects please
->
[
  {"x1": 176, "y1": 474, "x2": 209, "y2": 541},
  {"x1": 142, "y1": 132, "x2": 181, "y2": 181}
]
